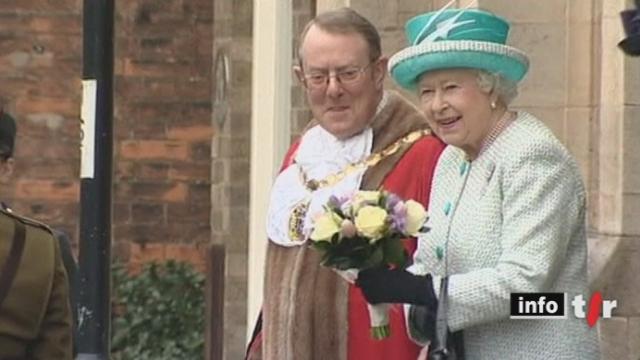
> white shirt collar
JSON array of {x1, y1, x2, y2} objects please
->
[{"x1": 266, "y1": 92, "x2": 388, "y2": 246}]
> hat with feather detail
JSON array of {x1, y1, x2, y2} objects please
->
[{"x1": 389, "y1": 4, "x2": 529, "y2": 90}]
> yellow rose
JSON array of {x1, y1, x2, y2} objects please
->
[
  {"x1": 354, "y1": 206, "x2": 388, "y2": 242},
  {"x1": 355, "y1": 190, "x2": 380, "y2": 203},
  {"x1": 352, "y1": 191, "x2": 381, "y2": 212},
  {"x1": 404, "y1": 199, "x2": 428, "y2": 236},
  {"x1": 310, "y1": 211, "x2": 341, "y2": 242}
]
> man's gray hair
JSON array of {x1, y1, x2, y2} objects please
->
[
  {"x1": 476, "y1": 70, "x2": 519, "y2": 105},
  {"x1": 297, "y1": 7, "x2": 381, "y2": 66}
]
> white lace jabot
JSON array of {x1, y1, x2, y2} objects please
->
[{"x1": 266, "y1": 124, "x2": 373, "y2": 246}]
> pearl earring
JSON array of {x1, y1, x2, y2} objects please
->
[{"x1": 490, "y1": 101, "x2": 497, "y2": 109}]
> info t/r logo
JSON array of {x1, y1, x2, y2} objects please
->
[{"x1": 510, "y1": 291, "x2": 617, "y2": 327}]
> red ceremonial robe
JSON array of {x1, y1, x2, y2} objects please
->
[
  {"x1": 346, "y1": 136, "x2": 444, "y2": 359},
  {"x1": 248, "y1": 91, "x2": 445, "y2": 360}
]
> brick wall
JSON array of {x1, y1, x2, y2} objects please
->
[
  {"x1": 113, "y1": 0, "x2": 213, "y2": 265},
  {"x1": 0, "y1": 1, "x2": 82, "y2": 239},
  {"x1": 0, "y1": 0, "x2": 214, "y2": 267}
]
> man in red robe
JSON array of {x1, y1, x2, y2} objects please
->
[{"x1": 247, "y1": 8, "x2": 445, "y2": 360}]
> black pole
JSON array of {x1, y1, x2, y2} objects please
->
[{"x1": 77, "y1": 0, "x2": 114, "y2": 358}]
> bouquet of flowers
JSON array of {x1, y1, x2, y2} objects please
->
[{"x1": 309, "y1": 190, "x2": 429, "y2": 340}]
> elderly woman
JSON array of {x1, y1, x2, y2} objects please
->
[{"x1": 356, "y1": 7, "x2": 601, "y2": 359}]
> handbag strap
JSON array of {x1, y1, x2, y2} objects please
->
[
  {"x1": 0, "y1": 219, "x2": 26, "y2": 307},
  {"x1": 430, "y1": 276, "x2": 450, "y2": 358}
]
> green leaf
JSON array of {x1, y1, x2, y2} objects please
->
[
  {"x1": 311, "y1": 240, "x2": 331, "y2": 252},
  {"x1": 362, "y1": 245, "x2": 384, "y2": 269},
  {"x1": 382, "y1": 238, "x2": 408, "y2": 267},
  {"x1": 110, "y1": 260, "x2": 204, "y2": 358}
]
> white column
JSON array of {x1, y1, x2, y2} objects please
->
[{"x1": 247, "y1": 0, "x2": 292, "y2": 341}]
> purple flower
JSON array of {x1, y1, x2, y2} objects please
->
[
  {"x1": 389, "y1": 202, "x2": 408, "y2": 232},
  {"x1": 327, "y1": 195, "x2": 340, "y2": 210},
  {"x1": 385, "y1": 193, "x2": 401, "y2": 211},
  {"x1": 328, "y1": 195, "x2": 349, "y2": 211},
  {"x1": 389, "y1": 214, "x2": 406, "y2": 233},
  {"x1": 393, "y1": 201, "x2": 407, "y2": 217}
]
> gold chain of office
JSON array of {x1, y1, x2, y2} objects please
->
[{"x1": 288, "y1": 128, "x2": 431, "y2": 242}]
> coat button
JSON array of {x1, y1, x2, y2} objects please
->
[
  {"x1": 444, "y1": 201, "x2": 452, "y2": 216},
  {"x1": 436, "y1": 246, "x2": 444, "y2": 260},
  {"x1": 459, "y1": 161, "x2": 469, "y2": 176}
]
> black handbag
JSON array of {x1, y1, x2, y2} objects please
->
[{"x1": 428, "y1": 276, "x2": 465, "y2": 360}]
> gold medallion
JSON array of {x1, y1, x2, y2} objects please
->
[
  {"x1": 288, "y1": 128, "x2": 429, "y2": 243},
  {"x1": 288, "y1": 199, "x2": 310, "y2": 242}
]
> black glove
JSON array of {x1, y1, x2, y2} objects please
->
[
  {"x1": 355, "y1": 267, "x2": 437, "y2": 307},
  {"x1": 409, "y1": 303, "x2": 438, "y2": 342}
]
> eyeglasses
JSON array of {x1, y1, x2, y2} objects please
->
[{"x1": 301, "y1": 62, "x2": 373, "y2": 90}]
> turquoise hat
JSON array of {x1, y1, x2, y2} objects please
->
[{"x1": 389, "y1": 8, "x2": 529, "y2": 90}]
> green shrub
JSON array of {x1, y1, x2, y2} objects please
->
[{"x1": 111, "y1": 260, "x2": 205, "y2": 360}]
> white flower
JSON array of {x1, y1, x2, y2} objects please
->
[{"x1": 340, "y1": 219, "x2": 357, "y2": 238}]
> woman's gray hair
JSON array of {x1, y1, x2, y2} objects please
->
[{"x1": 476, "y1": 70, "x2": 519, "y2": 105}]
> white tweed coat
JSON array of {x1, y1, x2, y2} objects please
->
[{"x1": 409, "y1": 112, "x2": 600, "y2": 359}]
